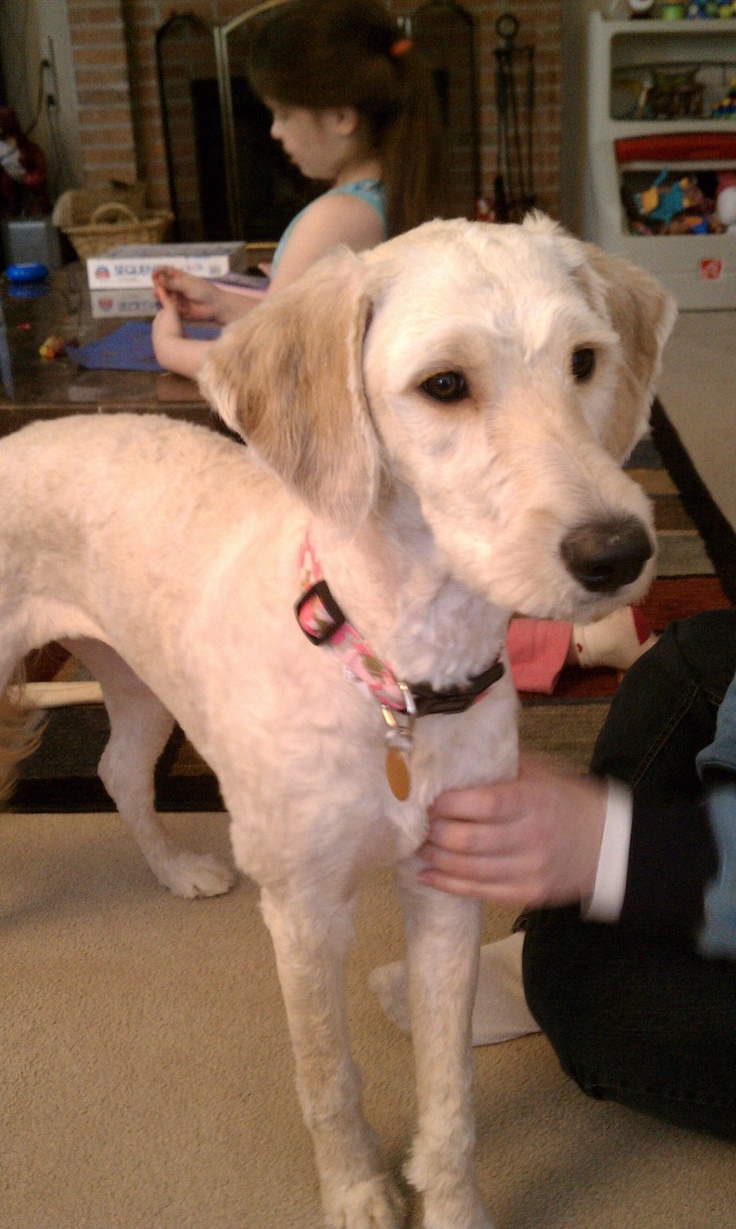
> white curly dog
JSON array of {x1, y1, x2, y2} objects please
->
[{"x1": 0, "y1": 216, "x2": 675, "y2": 1228}]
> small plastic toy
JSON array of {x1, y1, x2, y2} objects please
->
[
  {"x1": 713, "y1": 78, "x2": 736, "y2": 119},
  {"x1": 635, "y1": 171, "x2": 695, "y2": 224},
  {"x1": 39, "y1": 335, "x2": 66, "y2": 360},
  {"x1": 5, "y1": 261, "x2": 48, "y2": 284},
  {"x1": 628, "y1": 169, "x2": 720, "y2": 236},
  {"x1": 0, "y1": 107, "x2": 50, "y2": 218}
]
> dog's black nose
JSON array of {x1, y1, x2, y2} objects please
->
[{"x1": 560, "y1": 516, "x2": 653, "y2": 594}]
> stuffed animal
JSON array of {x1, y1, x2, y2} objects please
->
[
  {"x1": 0, "y1": 107, "x2": 50, "y2": 217},
  {"x1": 716, "y1": 172, "x2": 736, "y2": 232}
]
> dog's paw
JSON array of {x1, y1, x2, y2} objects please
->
[
  {"x1": 405, "y1": 1156, "x2": 493, "y2": 1229},
  {"x1": 324, "y1": 1173, "x2": 405, "y2": 1228},
  {"x1": 419, "y1": 1191, "x2": 495, "y2": 1229},
  {"x1": 158, "y1": 851, "x2": 236, "y2": 899}
]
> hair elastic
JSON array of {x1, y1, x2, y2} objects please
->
[{"x1": 389, "y1": 37, "x2": 413, "y2": 58}]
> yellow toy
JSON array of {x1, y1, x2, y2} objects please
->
[{"x1": 39, "y1": 335, "x2": 66, "y2": 360}]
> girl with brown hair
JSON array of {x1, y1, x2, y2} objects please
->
[{"x1": 152, "y1": 0, "x2": 444, "y2": 379}]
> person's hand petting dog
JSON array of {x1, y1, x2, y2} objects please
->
[{"x1": 418, "y1": 752, "x2": 608, "y2": 909}]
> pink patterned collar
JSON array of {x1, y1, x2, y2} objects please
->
[{"x1": 294, "y1": 531, "x2": 504, "y2": 719}]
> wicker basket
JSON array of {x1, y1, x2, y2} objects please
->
[
  {"x1": 53, "y1": 189, "x2": 174, "y2": 260},
  {"x1": 53, "y1": 182, "x2": 147, "y2": 226}
]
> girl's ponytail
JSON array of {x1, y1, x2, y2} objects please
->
[{"x1": 380, "y1": 42, "x2": 447, "y2": 235}]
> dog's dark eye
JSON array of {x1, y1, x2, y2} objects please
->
[
  {"x1": 420, "y1": 371, "x2": 468, "y2": 403},
  {"x1": 572, "y1": 347, "x2": 596, "y2": 382}
]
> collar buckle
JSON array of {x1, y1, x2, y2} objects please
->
[
  {"x1": 295, "y1": 532, "x2": 505, "y2": 717},
  {"x1": 411, "y1": 659, "x2": 505, "y2": 717},
  {"x1": 295, "y1": 579, "x2": 347, "y2": 645}
]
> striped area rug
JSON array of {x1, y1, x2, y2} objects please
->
[{"x1": 14, "y1": 406, "x2": 734, "y2": 809}]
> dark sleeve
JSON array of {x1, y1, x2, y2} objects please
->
[{"x1": 619, "y1": 785, "x2": 720, "y2": 941}]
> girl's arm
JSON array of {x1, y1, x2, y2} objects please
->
[
  {"x1": 151, "y1": 286, "x2": 218, "y2": 380},
  {"x1": 152, "y1": 192, "x2": 384, "y2": 378},
  {"x1": 267, "y1": 191, "x2": 385, "y2": 294}
]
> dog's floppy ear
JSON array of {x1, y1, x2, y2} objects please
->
[
  {"x1": 581, "y1": 243, "x2": 677, "y2": 460},
  {"x1": 199, "y1": 246, "x2": 381, "y2": 532}
]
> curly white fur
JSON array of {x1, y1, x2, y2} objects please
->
[{"x1": 0, "y1": 216, "x2": 676, "y2": 1228}]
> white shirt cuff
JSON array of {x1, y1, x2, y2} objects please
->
[{"x1": 583, "y1": 779, "x2": 633, "y2": 922}]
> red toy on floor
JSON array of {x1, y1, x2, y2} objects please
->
[{"x1": 0, "y1": 106, "x2": 50, "y2": 217}]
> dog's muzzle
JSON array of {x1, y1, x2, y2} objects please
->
[{"x1": 560, "y1": 515, "x2": 653, "y2": 594}]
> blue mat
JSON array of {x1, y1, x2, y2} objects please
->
[{"x1": 66, "y1": 320, "x2": 220, "y2": 372}]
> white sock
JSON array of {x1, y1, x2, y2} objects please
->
[{"x1": 369, "y1": 932, "x2": 540, "y2": 1047}]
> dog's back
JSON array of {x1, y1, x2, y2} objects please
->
[
  {"x1": 0, "y1": 414, "x2": 289, "y2": 668},
  {"x1": 0, "y1": 415, "x2": 253, "y2": 573}
]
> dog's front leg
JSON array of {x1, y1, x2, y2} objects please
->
[
  {"x1": 260, "y1": 884, "x2": 405, "y2": 1229},
  {"x1": 397, "y1": 864, "x2": 494, "y2": 1229}
]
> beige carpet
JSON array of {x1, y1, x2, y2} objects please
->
[
  {"x1": 3, "y1": 808, "x2": 735, "y2": 1229},
  {"x1": 658, "y1": 310, "x2": 736, "y2": 535}
]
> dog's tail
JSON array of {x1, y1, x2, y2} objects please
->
[{"x1": 0, "y1": 669, "x2": 45, "y2": 810}]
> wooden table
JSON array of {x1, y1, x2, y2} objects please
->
[{"x1": 0, "y1": 263, "x2": 213, "y2": 437}]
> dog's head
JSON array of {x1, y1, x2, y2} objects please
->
[{"x1": 200, "y1": 216, "x2": 676, "y2": 621}]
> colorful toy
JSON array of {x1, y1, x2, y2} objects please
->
[
  {"x1": 39, "y1": 335, "x2": 66, "y2": 360},
  {"x1": 713, "y1": 78, "x2": 736, "y2": 118},
  {"x1": 0, "y1": 107, "x2": 50, "y2": 217},
  {"x1": 628, "y1": 169, "x2": 721, "y2": 236},
  {"x1": 635, "y1": 171, "x2": 702, "y2": 224},
  {"x1": 643, "y1": 69, "x2": 704, "y2": 120},
  {"x1": 685, "y1": 1, "x2": 719, "y2": 16}
]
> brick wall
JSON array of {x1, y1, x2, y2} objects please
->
[
  {"x1": 67, "y1": 0, "x2": 139, "y2": 184},
  {"x1": 399, "y1": 0, "x2": 563, "y2": 217},
  {"x1": 65, "y1": 0, "x2": 562, "y2": 229}
]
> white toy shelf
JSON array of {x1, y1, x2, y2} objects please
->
[{"x1": 583, "y1": 12, "x2": 736, "y2": 308}]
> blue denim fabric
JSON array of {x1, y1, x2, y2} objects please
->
[
  {"x1": 695, "y1": 671, "x2": 736, "y2": 957},
  {"x1": 697, "y1": 670, "x2": 736, "y2": 777},
  {"x1": 700, "y1": 782, "x2": 736, "y2": 958}
]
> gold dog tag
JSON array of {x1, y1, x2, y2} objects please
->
[
  {"x1": 386, "y1": 744, "x2": 411, "y2": 801},
  {"x1": 382, "y1": 692, "x2": 415, "y2": 803}
]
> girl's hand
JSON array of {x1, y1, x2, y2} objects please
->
[
  {"x1": 151, "y1": 282, "x2": 218, "y2": 380},
  {"x1": 152, "y1": 266, "x2": 225, "y2": 323},
  {"x1": 152, "y1": 281, "x2": 182, "y2": 329},
  {"x1": 418, "y1": 753, "x2": 607, "y2": 909},
  {"x1": 151, "y1": 283, "x2": 183, "y2": 358}
]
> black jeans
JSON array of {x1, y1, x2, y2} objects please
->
[{"x1": 522, "y1": 608, "x2": 736, "y2": 1139}]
